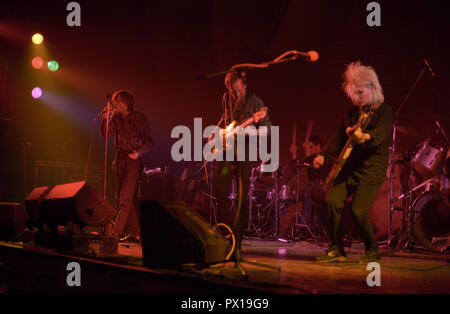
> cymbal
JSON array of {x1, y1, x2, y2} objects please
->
[{"x1": 396, "y1": 125, "x2": 424, "y2": 138}]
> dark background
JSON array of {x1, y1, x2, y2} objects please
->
[{"x1": 0, "y1": 0, "x2": 449, "y2": 203}]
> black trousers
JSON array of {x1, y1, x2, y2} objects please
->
[
  {"x1": 216, "y1": 161, "x2": 254, "y2": 249},
  {"x1": 113, "y1": 152, "x2": 141, "y2": 236},
  {"x1": 324, "y1": 181, "x2": 380, "y2": 251}
]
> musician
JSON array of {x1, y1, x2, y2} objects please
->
[
  {"x1": 216, "y1": 70, "x2": 271, "y2": 260},
  {"x1": 100, "y1": 90, "x2": 153, "y2": 242},
  {"x1": 278, "y1": 135, "x2": 329, "y2": 242},
  {"x1": 313, "y1": 61, "x2": 393, "y2": 262}
]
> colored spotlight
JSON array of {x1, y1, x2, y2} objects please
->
[
  {"x1": 32, "y1": 33, "x2": 43, "y2": 45},
  {"x1": 32, "y1": 87, "x2": 42, "y2": 99},
  {"x1": 32, "y1": 56, "x2": 44, "y2": 69},
  {"x1": 47, "y1": 60, "x2": 59, "y2": 72}
]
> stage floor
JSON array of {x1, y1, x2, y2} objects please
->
[
  {"x1": 1, "y1": 238, "x2": 449, "y2": 294},
  {"x1": 117, "y1": 238, "x2": 450, "y2": 294}
]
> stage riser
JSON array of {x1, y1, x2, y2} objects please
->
[{"x1": 0, "y1": 243, "x2": 259, "y2": 294}]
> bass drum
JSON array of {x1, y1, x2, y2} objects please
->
[
  {"x1": 412, "y1": 190, "x2": 450, "y2": 252},
  {"x1": 370, "y1": 161, "x2": 403, "y2": 240}
]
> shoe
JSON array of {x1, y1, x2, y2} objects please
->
[
  {"x1": 120, "y1": 234, "x2": 141, "y2": 243},
  {"x1": 119, "y1": 232, "x2": 132, "y2": 242},
  {"x1": 359, "y1": 249, "x2": 381, "y2": 263},
  {"x1": 316, "y1": 246, "x2": 346, "y2": 262}
]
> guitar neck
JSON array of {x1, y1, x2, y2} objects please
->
[{"x1": 325, "y1": 109, "x2": 375, "y2": 190}]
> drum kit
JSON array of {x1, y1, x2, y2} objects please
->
[
  {"x1": 245, "y1": 161, "x2": 322, "y2": 239},
  {"x1": 387, "y1": 124, "x2": 450, "y2": 253},
  {"x1": 243, "y1": 123, "x2": 450, "y2": 252},
  {"x1": 245, "y1": 162, "x2": 283, "y2": 237}
]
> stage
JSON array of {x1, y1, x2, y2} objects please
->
[{"x1": 1, "y1": 237, "x2": 449, "y2": 295}]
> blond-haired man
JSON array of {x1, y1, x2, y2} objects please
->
[{"x1": 314, "y1": 61, "x2": 393, "y2": 262}]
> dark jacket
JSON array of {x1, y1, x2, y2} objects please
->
[
  {"x1": 322, "y1": 103, "x2": 393, "y2": 185},
  {"x1": 223, "y1": 91, "x2": 272, "y2": 130},
  {"x1": 100, "y1": 110, "x2": 153, "y2": 157}
]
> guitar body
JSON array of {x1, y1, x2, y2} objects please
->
[
  {"x1": 209, "y1": 107, "x2": 268, "y2": 156},
  {"x1": 324, "y1": 107, "x2": 376, "y2": 192}
]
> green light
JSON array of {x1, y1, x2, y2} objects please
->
[{"x1": 47, "y1": 60, "x2": 59, "y2": 72}]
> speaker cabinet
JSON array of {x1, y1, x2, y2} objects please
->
[
  {"x1": 140, "y1": 200, "x2": 229, "y2": 269},
  {"x1": 0, "y1": 202, "x2": 27, "y2": 241},
  {"x1": 25, "y1": 186, "x2": 51, "y2": 228},
  {"x1": 41, "y1": 181, "x2": 115, "y2": 228}
]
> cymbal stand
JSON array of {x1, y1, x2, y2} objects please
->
[
  {"x1": 294, "y1": 162, "x2": 315, "y2": 240},
  {"x1": 247, "y1": 166, "x2": 256, "y2": 231},
  {"x1": 396, "y1": 158, "x2": 417, "y2": 250},
  {"x1": 273, "y1": 168, "x2": 279, "y2": 237}
]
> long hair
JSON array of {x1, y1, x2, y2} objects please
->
[
  {"x1": 113, "y1": 89, "x2": 135, "y2": 111},
  {"x1": 223, "y1": 70, "x2": 247, "y2": 125},
  {"x1": 342, "y1": 61, "x2": 384, "y2": 105},
  {"x1": 224, "y1": 70, "x2": 247, "y2": 91}
]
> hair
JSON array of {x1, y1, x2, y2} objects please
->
[
  {"x1": 224, "y1": 70, "x2": 247, "y2": 90},
  {"x1": 342, "y1": 61, "x2": 384, "y2": 105},
  {"x1": 113, "y1": 89, "x2": 135, "y2": 111},
  {"x1": 309, "y1": 135, "x2": 321, "y2": 146}
]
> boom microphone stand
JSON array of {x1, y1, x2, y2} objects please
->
[{"x1": 387, "y1": 59, "x2": 436, "y2": 247}]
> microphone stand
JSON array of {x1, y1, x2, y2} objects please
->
[
  {"x1": 195, "y1": 50, "x2": 314, "y2": 80},
  {"x1": 387, "y1": 62, "x2": 430, "y2": 247},
  {"x1": 103, "y1": 105, "x2": 112, "y2": 200}
]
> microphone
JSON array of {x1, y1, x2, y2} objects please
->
[
  {"x1": 295, "y1": 50, "x2": 319, "y2": 62},
  {"x1": 424, "y1": 58, "x2": 436, "y2": 77},
  {"x1": 96, "y1": 93, "x2": 115, "y2": 117}
]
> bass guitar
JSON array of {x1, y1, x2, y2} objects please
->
[{"x1": 324, "y1": 106, "x2": 376, "y2": 191}]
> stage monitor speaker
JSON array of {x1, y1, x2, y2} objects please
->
[
  {"x1": 140, "y1": 200, "x2": 229, "y2": 269},
  {"x1": 25, "y1": 186, "x2": 51, "y2": 228},
  {"x1": 41, "y1": 181, "x2": 115, "y2": 228},
  {"x1": 0, "y1": 202, "x2": 27, "y2": 241}
]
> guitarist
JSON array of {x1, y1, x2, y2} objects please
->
[
  {"x1": 216, "y1": 70, "x2": 271, "y2": 260},
  {"x1": 313, "y1": 61, "x2": 393, "y2": 262}
]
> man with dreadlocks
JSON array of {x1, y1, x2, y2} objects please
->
[{"x1": 313, "y1": 61, "x2": 393, "y2": 262}]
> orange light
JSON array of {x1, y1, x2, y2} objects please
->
[{"x1": 32, "y1": 56, "x2": 44, "y2": 69}]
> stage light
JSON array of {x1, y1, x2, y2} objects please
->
[
  {"x1": 32, "y1": 87, "x2": 42, "y2": 99},
  {"x1": 31, "y1": 56, "x2": 44, "y2": 69},
  {"x1": 32, "y1": 33, "x2": 43, "y2": 45},
  {"x1": 47, "y1": 60, "x2": 59, "y2": 72}
]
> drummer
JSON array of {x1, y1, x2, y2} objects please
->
[
  {"x1": 301, "y1": 136, "x2": 330, "y2": 223},
  {"x1": 278, "y1": 135, "x2": 330, "y2": 242}
]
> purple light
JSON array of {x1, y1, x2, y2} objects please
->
[{"x1": 32, "y1": 87, "x2": 42, "y2": 99}]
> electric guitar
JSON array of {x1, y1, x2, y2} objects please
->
[
  {"x1": 209, "y1": 106, "x2": 268, "y2": 155},
  {"x1": 324, "y1": 106, "x2": 376, "y2": 191}
]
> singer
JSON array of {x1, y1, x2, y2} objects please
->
[
  {"x1": 100, "y1": 90, "x2": 153, "y2": 242},
  {"x1": 313, "y1": 61, "x2": 393, "y2": 263}
]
